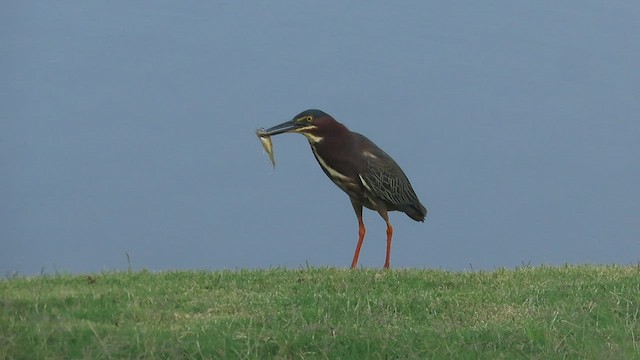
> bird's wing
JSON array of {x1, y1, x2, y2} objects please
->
[{"x1": 358, "y1": 149, "x2": 421, "y2": 208}]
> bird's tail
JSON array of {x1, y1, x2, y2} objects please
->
[{"x1": 401, "y1": 203, "x2": 427, "y2": 222}]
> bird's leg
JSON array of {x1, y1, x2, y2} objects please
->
[
  {"x1": 378, "y1": 210, "x2": 393, "y2": 269},
  {"x1": 351, "y1": 202, "x2": 365, "y2": 269},
  {"x1": 351, "y1": 216, "x2": 366, "y2": 269},
  {"x1": 384, "y1": 223, "x2": 394, "y2": 269}
]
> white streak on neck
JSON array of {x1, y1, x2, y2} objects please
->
[
  {"x1": 303, "y1": 132, "x2": 324, "y2": 144},
  {"x1": 311, "y1": 146, "x2": 350, "y2": 181}
]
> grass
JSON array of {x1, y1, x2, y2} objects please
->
[{"x1": 1, "y1": 265, "x2": 639, "y2": 359}]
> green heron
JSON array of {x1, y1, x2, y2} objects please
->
[{"x1": 259, "y1": 109, "x2": 427, "y2": 269}]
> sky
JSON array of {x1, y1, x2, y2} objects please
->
[{"x1": 2, "y1": 2, "x2": 639, "y2": 275}]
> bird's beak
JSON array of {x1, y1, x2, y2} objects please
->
[{"x1": 258, "y1": 120, "x2": 298, "y2": 136}]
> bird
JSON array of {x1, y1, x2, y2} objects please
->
[{"x1": 259, "y1": 109, "x2": 427, "y2": 269}]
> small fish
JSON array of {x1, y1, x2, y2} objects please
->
[{"x1": 256, "y1": 128, "x2": 275, "y2": 168}]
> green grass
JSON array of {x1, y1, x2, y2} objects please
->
[{"x1": 1, "y1": 265, "x2": 639, "y2": 359}]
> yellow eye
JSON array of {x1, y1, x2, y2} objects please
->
[{"x1": 296, "y1": 115, "x2": 313, "y2": 124}]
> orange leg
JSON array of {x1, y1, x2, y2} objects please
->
[
  {"x1": 383, "y1": 222, "x2": 393, "y2": 269},
  {"x1": 350, "y1": 202, "x2": 365, "y2": 269},
  {"x1": 379, "y1": 210, "x2": 393, "y2": 269},
  {"x1": 351, "y1": 215, "x2": 366, "y2": 269}
]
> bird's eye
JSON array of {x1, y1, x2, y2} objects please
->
[{"x1": 306, "y1": 116, "x2": 313, "y2": 123}]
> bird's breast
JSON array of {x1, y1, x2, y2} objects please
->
[
  {"x1": 310, "y1": 143, "x2": 378, "y2": 209},
  {"x1": 310, "y1": 146, "x2": 352, "y2": 184}
]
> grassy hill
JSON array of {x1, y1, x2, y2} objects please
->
[{"x1": 1, "y1": 265, "x2": 639, "y2": 359}]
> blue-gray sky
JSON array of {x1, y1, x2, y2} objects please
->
[{"x1": 2, "y1": 2, "x2": 639, "y2": 275}]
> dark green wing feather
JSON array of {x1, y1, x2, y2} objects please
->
[
  {"x1": 354, "y1": 134, "x2": 427, "y2": 221},
  {"x1": 360, "y1": 155, "x2": 420, "y2": 206}
]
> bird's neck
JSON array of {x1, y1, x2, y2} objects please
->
[
  {"x1": 303, "y1": 120, "x2": 350, "y2": 145},
  {"x1": 302, "y1": 132, "x2": 324, "y2": 144}
]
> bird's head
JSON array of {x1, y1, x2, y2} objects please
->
[{"x1": 259, "y1": 109, "x2": 347, "y2": 144}]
